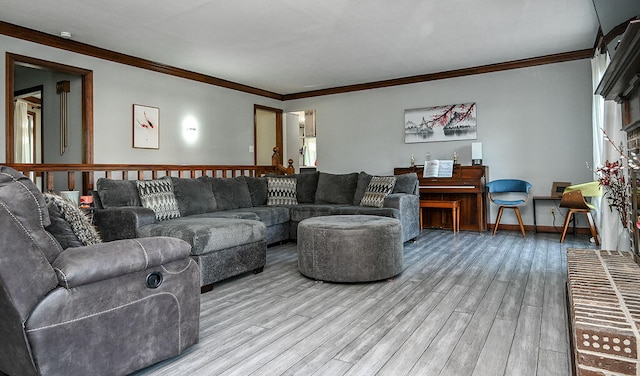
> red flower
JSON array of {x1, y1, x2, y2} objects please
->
[{"x1": 596, "y1": 159, "x2": 629, "y2": 228}]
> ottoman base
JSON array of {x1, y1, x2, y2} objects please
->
[{"x1": 297, "y1": 215, "x2": 403, "y2": 282}]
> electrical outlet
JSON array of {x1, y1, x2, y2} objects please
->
[{"x1": 550, "y1": 207, "x2": 556, "y2": 215}]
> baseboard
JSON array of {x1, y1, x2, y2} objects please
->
[{"x1": 489, "y1": 223, "x2": 592, "y2": 234}]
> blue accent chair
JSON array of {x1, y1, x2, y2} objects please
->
[{"x1": 486, "y1": 179, "x2": 532, "y2": 237}]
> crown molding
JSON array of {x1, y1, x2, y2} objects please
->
[
  {"x1": 1, "y1": 21, "x2": 594, "y2": 101},
  {"x1": 0, "y1": 21, "x2": 283, "y2": 100},
  {"x1": 283, "y1": 49, "x2": 595, "y2": 100}
]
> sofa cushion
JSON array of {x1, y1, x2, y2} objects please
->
[
  {"x1": 353, "y1": 171, "x2": 373, "y2": 205},
  {"x1": 43, "y1": 193, "x2": 102, "y2": 247},
  {"x1": 330, "y1": 205, "x2": 400, "y2": 219},
  {"x1": 138, "y1": 217, "x2": 266, "y2": 255},
  {"x1": 360, "y1": 176, "x2": 396, "y2": 208},
  {"x1": 96, "y1": 178, "x2": 141, "y2": 208},
  {"x1": 267, "y1": 177, "x2": 298, "y2": 206},
  {"x1": 188, "y1": 211, "x2": 260, "y2": 221},
  {"x1": 314, "y1": 172, "x2": 359, "y2": 205},
  {"x1": 209, "y1": 176, "x2": 253, "y2": 210},
  {"x1": 137, "y1": 178, "x2": 181, "y2": 221},
  {"x1": 294, "y1": 171, "x2": 319, "y2": 203},
  {"x1": 393, "y1": 172, "x2": 418, "y2": 194},
  {"x1": 229, "y1": 206, "x2": 291, "y2": 227},
  {"x1": 245, "y1": 176, "x2": 268, "y2": 206},
  {"x1": 289, "y1": 204, "x2": 337, "y2": 222},
  {"x1": 170, "y1": 177, "x2": 217, "y2": 216}
]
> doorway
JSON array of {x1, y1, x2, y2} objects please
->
[
  {"x1": 254, "y1": 105, "x2": 283, "y2": 166},
  {"x1": 6, "y1": 53, "x2": 93, "y2": 165},
  {"x1": 13, "y1": 85, "x2": 43, "y2": 163}
]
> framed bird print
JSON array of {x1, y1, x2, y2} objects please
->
[{"x1": 133, "y1": 104, "x2": 159, "y2": 149}]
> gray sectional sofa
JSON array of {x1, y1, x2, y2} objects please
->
[{"x1": 93, "y1": 171, "x2": 420, "y2": 288}]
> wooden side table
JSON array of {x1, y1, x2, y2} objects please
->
[{"x1": 419, "y1": 200, "x2": 460, "y2": 233}]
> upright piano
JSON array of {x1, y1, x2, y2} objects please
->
[{"x1": 394, "y1": 165, "x2": 488, "y2": 231}]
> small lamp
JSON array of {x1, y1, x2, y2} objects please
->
[{"x1": 471, "y1": 142, "x2": 482, "y2": 165}]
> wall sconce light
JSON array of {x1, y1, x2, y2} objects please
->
[
  {"x1": 182, "y1": 116, "x2": 199, "y2": 144},
  {"x1": 56, "y1": 80, "x2": 70, "y2": 155}
]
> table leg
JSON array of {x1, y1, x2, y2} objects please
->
[{"x1": 533, "y1": 198, "x2": 538, "y2": 234}]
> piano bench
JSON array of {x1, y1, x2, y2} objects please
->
[{"x1": 419, "y1": 200, "x2": 460, "y2": 233}]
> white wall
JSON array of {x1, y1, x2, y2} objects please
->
[
  {"x1": 284, "y1": 59, "x2": 595, "y2": 227},
  {"x1": 0, "y1": 34, "x2": 282, "y2": 165},
  {"x1": 0, "y1": 34, "x2": 594, "y2": 228}
]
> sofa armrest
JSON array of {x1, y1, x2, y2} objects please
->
[
  {"x1": 93, "y1": 207, "x2": 156, "y2": 241},
  {"x1": 52, "y1": 237, "x2": 191, "y2": 288},
  {"x1": 384, "y1": 193, "x2": 421, "y2": 242},
  {"x1": 383, "y1": 193, "x2": 419, "y2": 211}
]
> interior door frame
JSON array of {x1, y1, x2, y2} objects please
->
[
  {"x1": 14, "y1": 84, "x2": 43, "y2": 163},
  {"x1": 6, "y1": 52, "x2": 94, "y2": 165},
  {"x1": 253, "y1": 104, "x2": 283, "y2": 166}
]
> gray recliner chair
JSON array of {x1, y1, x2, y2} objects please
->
[{"x1": 0, "y1": 166, "x2": 200, "y2": 376}]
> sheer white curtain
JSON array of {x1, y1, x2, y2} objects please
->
[
  {"x1": 592, "y1": 52, "x2": 624, "y2": 249},
  {"x1": 13, "y1": 99, "x2": 32, "y2": 163}
]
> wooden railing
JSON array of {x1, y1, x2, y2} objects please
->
[
  {"x1": 4, "y1": 146, "x2": 296, "y2": 194},
  {"x1": 271, "y1": 146, "x2": 295, "y2": 176},
  {"x1": 2, "y1": 163, "x2": 291, "y2": 194}
]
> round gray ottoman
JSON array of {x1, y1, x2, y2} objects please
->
[{"x1": 297, "y1": 215, "x2": 403, "y2": 282}]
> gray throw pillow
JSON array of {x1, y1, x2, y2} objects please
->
[
  {"x1": 210, "y1": 176, "x2": 253, "y2": 210},
  {"x1": 44, "y1": 193, "x2": 102, "y2": 247},
  {"x1": 314, "y1": 172, "x2": 359, "y2": 205},
  {"x1": 294, "y1": 172, "x2": 319, "y2": 203},
  {"x1": 137, "y1": 177, "x2": 181, "y2": 221},
  {"x1": 45, "y1": 201, "x2": 84, "y2": 249},
  {"x1": 353, "y1": 171, "x2": 373, "y2": 205},
  {"x1": 245, "y1": 176, "x2": 268, "y2": 206},
  {"x1": 171, "y1": 177, "x2": 217, "y2": 216},
  {"x1": 393, "y1": 173, "x2": 419, "y2": 194},
  {"x1": 96, "y1": 178, "x2": 141, "y2": 208}
]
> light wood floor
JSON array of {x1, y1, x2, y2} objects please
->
[{"x1": 133, "y1": 229, "x2": 596, "y2": 376}]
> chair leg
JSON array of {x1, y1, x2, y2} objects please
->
[
  {"x1": 585, "y1": 212, "x2": 600, "y2": 246},
  {"x1": 560, "y1": 209, "x2": 575, "y2": 243},
  {"x1": 513, "y1": 207, "x2": 526, "y2": 237},
  {"x1": 493, "y1": 206, "x2": 505, "y2": 235}
]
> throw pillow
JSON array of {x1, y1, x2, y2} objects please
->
[
  {"x1": 170, "y1": 177, "x2": 217, "y2": 216},
  {"x1": 96, "y1": 178, "x2": 142, "y2": 208},
  {"x1": 267, "y1": 177, "x2": 298, "y2": 206},
  {"x1": 208, "y1": 176, "x2": 253, "y2": 210},
  {"x1": 360, "y1": 176, "x2": 396, "y2": 208},
  {"x1": 136, "y1": 177, "x2": 181, "y2": 221},
  {"x1": 393, "y1": 172, "x2": 419, "y2": 194},
  {"x1": 314, "y1": 172, "x2": 359, "y2": 205},
  {"x1": 353, "y1": 171, "x2": 373, "y2": 205},
  {"x1": 294, "y1": 172, "x2": 319, "y2": 203},
  {"x1": 43, "y1": 193, "x2": 102, "y2": 247},
  {"x1": 245, "y1": 176, "x2": 268, "y2": 206}
]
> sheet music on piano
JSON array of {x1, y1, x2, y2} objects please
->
[{"x1": 423, "y1": 160, "x2": 454, "y2": 178}]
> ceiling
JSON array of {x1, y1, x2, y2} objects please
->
[{"x1": 0, "y1": 0, "x2": 601, "y2": 95}]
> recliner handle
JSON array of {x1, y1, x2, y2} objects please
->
[{"x1": 145, "y1": 272, "x2": 163, "y2": 289}]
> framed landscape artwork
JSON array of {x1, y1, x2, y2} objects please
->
[
  {"x1": 404, "y1": 102, "x2": 477, "y2": 143},
  {"x1": 133, "y1": 104, "x2": 159, "y2": 149}
]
